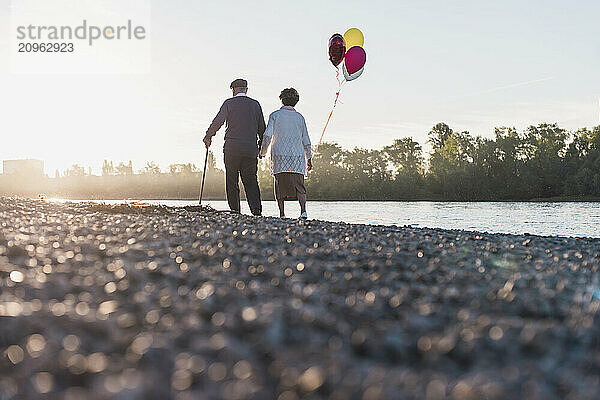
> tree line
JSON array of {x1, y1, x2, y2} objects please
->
[
  {"x1": 3, "y1": 122, "x2": 599, "y2": 200},
  {"x1": 308, "y1": 122, "x2": 600, "y2": 200}
]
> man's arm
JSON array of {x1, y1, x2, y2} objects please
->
[
  {"x1": 257, "y1": 103, "x2": 266, "y2": 150},
  {"x1": 204, "y1": 101, "x2": 228, "y2": 148}
]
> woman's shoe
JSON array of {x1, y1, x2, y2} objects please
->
[{"x1": 300, "y1": 212, "x2": 308, "y2": 219}]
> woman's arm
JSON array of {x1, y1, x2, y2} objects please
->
[
  {"x1": 301, "y1": 116, "x2": 312, "y2": 160},
  {"x1": 259, "y1": 113, "x2": 275, "y2": 157}
]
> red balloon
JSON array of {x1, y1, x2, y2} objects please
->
[
  {"x1": 343, "y1": 46, "x2": 366, "y2": 75},
  {"x1": 328, "y1": 34, "x2": 346, "y2": 67}
]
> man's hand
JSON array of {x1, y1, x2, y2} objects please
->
[
  {"x1": 203, "y1": 135, "x2": 212, "y2": 148},
  {"x1": 307, "y1": 158, "x2": 313, "y2": 172}
]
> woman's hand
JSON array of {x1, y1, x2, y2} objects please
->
[{"x1": 307, "y1": 158, "x2": 313, "y2": 171}]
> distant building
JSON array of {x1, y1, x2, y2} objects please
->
[{"x1": 2, "y1": 159, "x2": 44, "y2": 176}]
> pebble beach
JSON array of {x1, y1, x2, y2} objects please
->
[{"x1": 1, "y1": 198, "x2": 600, "y2": 400}]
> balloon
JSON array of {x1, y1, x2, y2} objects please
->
[
  {"x1": 343, "y1": 28, "x2": 364, "y2": 49},
  {"x1": 328, "y1": 34, "x2": 346, "y2": 67},
  {"x1": 343, "y1": 46, "x2": 366, "y2": 77},
  {"x1": 343, "y1": 63, "x2": 364, "y2": 81}
]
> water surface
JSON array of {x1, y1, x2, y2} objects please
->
[{"x1": 62, "y1": 200, "x2": 600, "y2": 238}]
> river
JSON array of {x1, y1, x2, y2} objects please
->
[{"x1": 61, "y1": 200, "x2": 600, "y2": 238}]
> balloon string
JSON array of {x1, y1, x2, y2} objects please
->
[{"x1": 314, "y1": 73, "x2": 344, "y2": 154}]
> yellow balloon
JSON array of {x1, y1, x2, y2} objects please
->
[{"x1": 344, "y1": 28, "x2": 364, "y2": 48}]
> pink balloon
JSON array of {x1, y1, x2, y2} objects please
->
[{"x1": 343, "y1": 46, "x2": 366, "y2": 75}]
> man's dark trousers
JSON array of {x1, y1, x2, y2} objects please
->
[{"x1": 224, "y1": 152, "x2": 262, "y2": 215}]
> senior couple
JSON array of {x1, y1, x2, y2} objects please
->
[{"x1": 204, "y1": 78, "x2": 313, "y2": 219}]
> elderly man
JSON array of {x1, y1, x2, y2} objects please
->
[{"x1": 204, "y1": 79, "x2": 265, "y2": 216}]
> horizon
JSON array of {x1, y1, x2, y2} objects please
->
[
  {"x1": 1, "y1": 0, "x2": 600, "y2": 175},
  {"x1": 2, "y1": 119, "x2": 600, "y2": 176}
]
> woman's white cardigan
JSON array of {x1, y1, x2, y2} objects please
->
[{"x1": 259, "y1": 108, "x2": 312, "y2": 176}]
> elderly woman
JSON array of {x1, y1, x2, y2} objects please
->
[{"x1": 259, "y1": 88, "x2": 313, "y2": 219}]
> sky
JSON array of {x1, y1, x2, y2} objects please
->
[{"x1": 1, "y1": 0, "x2": 599, "y2": 175}]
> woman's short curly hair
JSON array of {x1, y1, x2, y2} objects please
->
[{"x1": 279, "y1": 88, "x2": 300, "y2": 107}]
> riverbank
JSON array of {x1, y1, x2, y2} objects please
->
[{"x1": 1, "y1": 198, "x2": 599, "y2": 399}]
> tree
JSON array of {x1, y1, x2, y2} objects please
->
[
  {"x1": 168, "y1": 163, "x2": 198, "y2": 175},
  {"x1": 428, "y1": 122, "x2": 453, "y2": 150},
  {"x1": 427, "y1": 127, "x2": 477, "y2": 200},
  {"x1": 429, "y1": 131, "x2": 475, "y2": 174},
  {"x1": 102, "y1": 160, "x2": 115, "y2": 176},
  {"x1": 139, "y1": 161, "x2": 161, "y2": 175},
  {"x1": 563, "y1": 126, "x2": 600, "y2": 196},
  {"x1": 522, "y1": 123, "x2": 568, "y2": 197},
  {"x1": 307, "y1": 143, "x2": 347, "y2": 199},
  {"x1": 206, "y1": 152, "x2": 217, "y2": 172},
  {"x1": 115, "y1": 161, "x2": 134, "y2": 175},
  {"x1": 383, "y1": 137, "x2": 424, "y2": 176},
  {"x1": 65, "y1": 164, "x2": 86, "y2": 177}
]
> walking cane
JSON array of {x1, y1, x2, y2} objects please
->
[{"x1": 199, "y1": 147, "x2": 209, "y2": 205}]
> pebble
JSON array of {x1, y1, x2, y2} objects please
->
[{"x1": 0, "y1": 198, "x2": 599, "y2": 399}]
